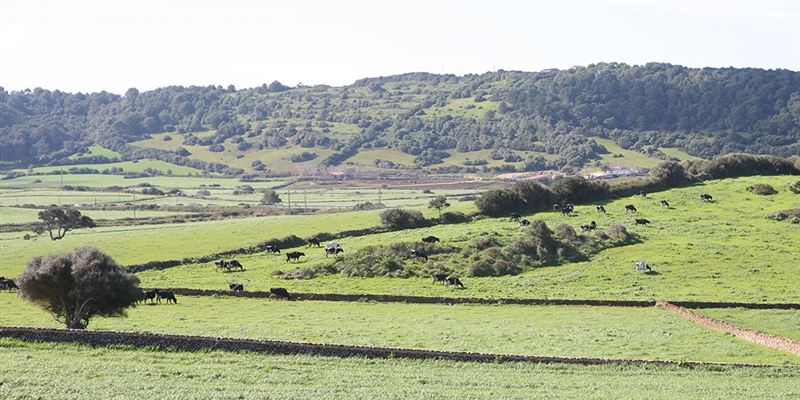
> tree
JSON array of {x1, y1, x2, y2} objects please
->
[
  {"x1": 651, "y1": 161, "x2": 687, "y2": 186},
  {"x1": 379, "y1": 208, "x2": 425, "y2": 229},
  {"x1": 428, "y1": 195, "x2": 450, "y2": 219},
  {"x1": 260, "y1": 190, "x2": 282, "y2": 204},
  {"x1": 474, "y1": 189, "x2": 525, "y2": 216},
  {"x1": 16, "y1": 246, "x2": 142, "y2": 329},
  {"x1": 33, "y1": 206, "x2": 96, "y2": 240}
]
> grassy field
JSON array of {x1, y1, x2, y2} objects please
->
[
  {"x1": 1, "y1": 174, "x2": 800, "y2": 395},
  {"x1": 2, "y1": 338, "x2": 797, "y2": 400},
  {"x1": 1, "y1": 293, "x2": 798, "y2": 365}
]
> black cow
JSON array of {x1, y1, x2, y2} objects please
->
[
  {"x1": 155, "y1": 289, "x2": 177, "y2": 304},
  {"x1": 265, "y1": 245, "x2": 280, "y2": 254},
  {"x1": 596, "y1": 205, "x2": 606, "y2": 214},
  {"x1": 141, "y1": 289, "x2": 157, "y2": 304},
  {"x1": 700, "y1": 194, "x2": 713, "y2": 201},
  {"x1": 635, "y1": 218, "x2": 651, "y2": 225},
  {"x1": 518, "y1": 219, "x2": 530, "y2": 227},
  {"x1": 445, "y1": 277, "x2": 464, "y2": 288},
  {"x1": 325, "y1": 247, "x2": 344, "y2": 257},
  {"x1": 432, "y1": 273, "x2": 448, "y2": 284},
  {"x1": 553, "y1": 204, "x2": 560, "y2": 212},
  {"x1": 1, "y1": 279, "x2": 18, "y2": 291},
  {"x1": 286, "y1": 251, "x2": 305, "y2": 262},
  {"x1": 625, "y1": 204, "x2": 637, "y2": 212},
  {"x1": 214, "y1": 260, "x2": 228, "y2": 272},
  {"x1": 228, "y1": 260, "x2": 243, "y2": 270},
  {"x1": 660, "y1": 200, "x2": 669, "y2": 208},
  {"x1": 229, "y1": 283, "x2": 244, "y2": 292},
  {"x1": 269, "y1": 287, "x2": 292, "y2": 300},
  {"x1": 422, "y1": 236, "x2": 440, "y2": 243},
  {"x1": 580, "y1": 221, "x2": 597, "y2": 232},
  {"x1": 640, "y1": 190, "x2": 647, "y2": 198},
  {"x1": 307, "y1": 238, "x2": 321, "y2": 247},
  {"x1": 509, "y1": 213, "x2": 521, "y2": 221},
  {"x1": 410, "y1": 249, "x2": 428, "y2": 261},
  {"x1": 560, "y1": 204, "x2": 575, "y2": 215}
]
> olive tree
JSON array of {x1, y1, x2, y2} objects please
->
[
  {"x1": 16, "y1": 246, "x2": 141, "y2": 329},
  {"x1": 33, "y1": 206, "x2": 95, "y2": 240},
  {"x1": 428, "y1": 195, "x2": 450, "y2": 219}
]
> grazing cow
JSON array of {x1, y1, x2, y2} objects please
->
[
  {"x1": 229, "y1": 283, "x2": 244, "y2": 292},
  {"x1": 155, "y1": 289, "x2": 177, "y2": 304},
  {"x1": 640, "y1": 190, "x2": 647, "y2": 198},
  {"x1": 560, "y1": 203, "x2": 575, "y2": 215},
  {"x1": 445, "y1": 277, "x2": 464, "y2": 288},
  {"x1": 286, "y1": 251, "x2": 305, "y2": 262},
  {"x1": 700, "y1": 194, "x2": 713, "y2": 201},
  {"x1": 596, "y1": 205, "x2": 606, "y2": 214},
  {"x1": 325, "y1": 247, "x2": 344, "y2": 257},
  {"x1": 553, "y1": 204, "x2": 560, "y2": 212},
  {"x1": 307, "y1": 238, "x2": 321, "y2": 247},
  {"x1": 635, "y1": 218, "x2": 651, "y2": 225},
  {"x1": 660, "y1": 200, "x2": 669, "y2": 208},
  {"x1": 422, "y1": 236, "x2": 440, "y2": 243},
  {"x1": 269, "y1": 287, "x2": 292, "y2": 300},
  {"x1": 635, "y1": 261, "x2": 651, "y2": 272},
  {"x1": 141, "y1": 289, "x2": 157, "y2": 304},
  {"x1": 1, "y1": 279, "x2": 18, "y2": 291},
  {"x1": 410, "y1": 249, "x2": 428, "y2": 261},
  {"x1": 518, "y1": 219, "x2": 530, "y2": 227},
  {"x1": 432, "y1": 273, "x2": 448, "y2": 284},
  {"x1": 581, "y1": 221, "x2": 597, "y2": 232},
  {"x1": 265, "y1": 245, "x2": 280, "y2": 254},
  {"x1": 509, "y1": 213, "x2": 521, "y2": 221},
  {"x1": 227, "y1": 260, "x2": 243, "y2": 270},
  {"x1": 625, "y1": 204, "x2": 637, "y2": 212},
  {"x1": 214, "y1": 260, "x2": 227, "y2": 272}
]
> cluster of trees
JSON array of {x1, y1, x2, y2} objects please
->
[
  {"x1": 3, "y1": 63, "x2": 799, "y2": 173},
  {"x1": 475, "y1": 154, "x2": 800, "y2": 216}
]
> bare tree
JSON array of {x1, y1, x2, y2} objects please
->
[{"x1": 16, "y1": 246, "x2": 141, "y2": 329}]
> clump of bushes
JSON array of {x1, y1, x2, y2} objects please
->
[
  {"x1": 789, "y1": 181, "x2": 800, "y2": 194},
  {"x1": 379, "y1": 208, "x2": 426, "y2": 229},
  {"x1": 766, "y1": 209, "x2": 800, "y2": 222},
  {"x1": 746, "y1": 183, "x2": 777, "y2": 195}
]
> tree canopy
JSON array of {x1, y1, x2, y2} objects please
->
[
  {"x1": 16, "y1": 246, "x2": 142, "y2": 329},
  {"x1": 33, "y1": 206, "x2": 96, "y2": 240}
]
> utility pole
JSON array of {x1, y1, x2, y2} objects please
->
[
  {"x1": 287, "y1": 188, "x2": 291, "y2": 215},
  {"x1": 378, "y1": 188, "x2": 382, "y2": 204},
  {"x1": 133, "y1": 192, "x2": 136, "y2": 226},
  {"x1": 304, "y1": 190, "x2": 307, "y2": 214}
]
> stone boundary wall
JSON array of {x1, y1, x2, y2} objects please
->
[
  {"x1": 0, "y1": 326, "x2": 775, "y2": 368},
  {"x1": 164, "y1": 288, "x2": 800, "y2": 310},
  {"x1": 165, "y1": 288, "x2": 657, "y2": 307},
  {"x1": 656, "y1": 301, "x2": 800, "y2": 356}
]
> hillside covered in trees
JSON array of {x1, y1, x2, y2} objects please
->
[{"x1": 1, "y1": 62, "x2": 799, "y2": 175}]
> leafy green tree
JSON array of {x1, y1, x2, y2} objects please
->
[
  {"x1": 260, "y1": 190, "x2": 282, "y2": 204},
  {"x1": 475, "y1": 189, "x2": 524, "y2": 216},
  {"x1": 33, "y1": 206, "x2": 96, "y2": 240},
  {"x1": 16, "y1": 246, "x2": 141, "y2": 329},
  {"x1": 428, "y1": 195, "x2": 450, "y2": 219},
  {"x1": 651, "y1": 161, "x2": 687, "y2": 186}
]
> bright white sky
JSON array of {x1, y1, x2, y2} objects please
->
[{"x1": 1, "y1": 0, "x2": 798, "y2": 95}]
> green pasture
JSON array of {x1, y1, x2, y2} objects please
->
[
  {"x1": 19, "y1": 159, "x2": 203, "y2": 176},
  {"x1": 592, "y1": 137, "x2": 699, "y2": 169},
  {"x1": 692, "y1": 308, "x2": 800, "y2": 341},
  {"x1": 1, "y1": 294, "x2": 797, "y2": 365},
  {"x1": 1, "y1": 175, "x2": 798, "y2": 303},
  {"x1": 2, "y1": 339, "x2": 796, "y2": 400},
  {"x1": 69, "y1": 145, "x2": 121, "y2": 159}
]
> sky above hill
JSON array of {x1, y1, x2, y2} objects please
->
[{"x1": 1, "y1": 0, "x2": 798, "y2": 95}]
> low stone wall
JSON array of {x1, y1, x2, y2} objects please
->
[
  {"x1": 656, "y1": 300, "x2": 800, "y2": 356},
  {"x1": 164, "y1": 288, "x2": 657, "y2": 307},
  {"x1": 0, "y1": 326, "x2": 772, "y2": 368}
]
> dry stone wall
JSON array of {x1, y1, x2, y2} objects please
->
[
  {"x1": 0, "y1": 326, "x2": 774, "y2": 368},
  {"x1": 657, "y1": 301, "x2": 800, "y2": 356}
]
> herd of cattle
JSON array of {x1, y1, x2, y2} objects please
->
[{"x1": 2, "y1": 193, "x2": 717, "y2": 304}]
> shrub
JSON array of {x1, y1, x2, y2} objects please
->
[
  {"x1": 746, "y1": 183, "x2": 777, "y2": 195},
  {"x1": 475, "y1": 189, "x2": 524, "y2": 216},
  {"x1": 379, "y1": 208, "x2": 425, "y2": 229},
  {"x1": 608, "y1": 223, "x2": 631, "y2": 242},
  {"x1": 440, "y1": 211, "x2": 470, "y2": 224},
  {"x1": 788, "y1": 181, "x2": 800, "y2": 194}
]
